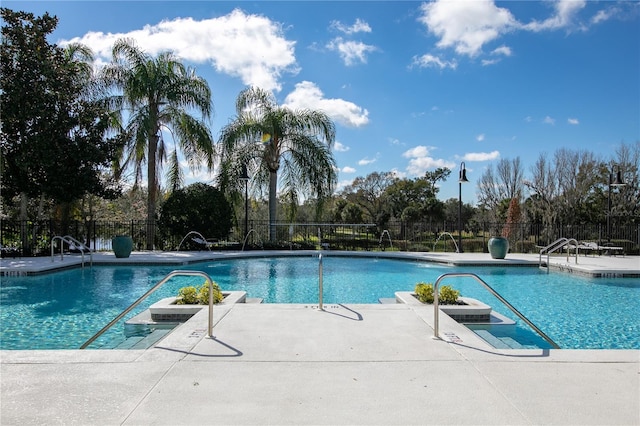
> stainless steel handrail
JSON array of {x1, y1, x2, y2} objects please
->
[
  {"x1": 80, "y1": 270, "x2": 216, "y2": 349},
  {"x1": 51, "y1": 235, "x2": 92, "y2": 267},
  {"x1": 318, "y1": 253, "x2": 324, "y2": 311},
  {"x1": 432, "y1": 272, "x2": 560, "y2": 349},
  {"x1": 539, "y1": 237, "x2": 579, "y2": 271}
]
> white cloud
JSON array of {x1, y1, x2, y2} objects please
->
[
  {"x1": 524, "y1": 0, "x2": 587, "y2": 32},
  {"x1": 390, "y1": 168, "x2": 407, "y2": 179},
  {"x1": 326, "y1": 38, "x2": 378, "y2": 66},
  {"x1": 330, "y1": 18, "x2": 372, "y2": 35},
  {"x1": 402, "y1": 145, "x2": 455, "y2": 176},
  {"x1": 568, "y1": 118, "x2": 580, "y2": 125},
  {"x1": 491, "y1": 45, "x2": 512, "y2": 56},
  {"x1": 418, "y1": 0, "x2": 518, "y2": 57},
  {"x1": 481, "y1": 59, "x2": 500, "y2": 66},
  {"x1": 334, "y1": 141, "x2": 350, "y2": 152},
  {"x1": 543, "y1": 116, "x2": 556, "y2": 125},
  {"x1": 463, "y1": 151, "x2": 500, "y2": 161},
  {"x1": 590, "y1": 6, "x2": 627, "y2": 25},
  {"x1": 411, "y1": 54, "x2": 457, "y2": 70},
  {"x1": 358, "y1": 157, "x2": 377, "y2": 166},
  {"x1": 283, "y1": 81, "x2": 369, "y2": 128},
  {"x1": 476, "y1": 134, "x2": 485, "y2": 142},
  {"x1": 417, "y1": 0, "x2": 602, "y2": 64},
  {"x1": 61, "y1": 9, "x2": 298, "y2": 92},
  {"x1": 402, "y1": 145, "x2": 432, "y2": 159},
  {"x1": 335, "y1": 179, "x2": 354, "y2": 192},
  {"x1": 341, "y1": 166, "x2": 356, "y2": 173}
]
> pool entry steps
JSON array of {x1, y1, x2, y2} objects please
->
[
  {"x1": 81, "y1": 270, "x2": 220, "y2": 349},
  {"x1": 431, "y1": 272, "x2": 560, "y2": 349}
]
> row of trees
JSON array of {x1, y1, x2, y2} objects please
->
[
  {"x1": 1, "y1": 9, "x2": 638, "y2": 252},
  {"x1": 334, "y1": 146, "x2": 638, "y2": 231},
  {"x1": 1, "y1": 8, "x2": 337, "y2": 248}
]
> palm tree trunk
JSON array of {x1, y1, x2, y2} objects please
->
[
  {"x1": 269, "y1": 170, "x2": 278, "y2": 242},
  {"x1": 146, "y1": 134, "x2": 159, "y2": 250}
]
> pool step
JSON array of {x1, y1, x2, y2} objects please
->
[
  {"x1": 115, "y1": 329, "x2": 172, "y2": 350},
  {"x1": 473, "y1": 329, "x2": 525, "y2": 349}
]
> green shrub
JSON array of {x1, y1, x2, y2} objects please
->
[
  {"x1": 176, "y1": 286, "x2": 199, "y2": 304},
  {"x1": 176, "y1": 281, "x2": 223, "y2": 305},
  {"x1": 199, "y1": 280, "x2": 224, "y2": 304},
  {"x1": 414, "y1": 282, "x2": 461, "y2": 305},
  {"x1": 438, "y1": 285, "x2": 460, "y2": 305},
  {"x1": 414, "y1": 282, "x2": 434, "y2": 303}
]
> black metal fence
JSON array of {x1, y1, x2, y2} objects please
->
[{"x1": 1, "y1": 219, "x2": 638, "y2": 257}]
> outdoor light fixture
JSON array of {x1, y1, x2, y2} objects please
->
[
  {"x1": 239, "y1": 164, "x2": 250, "y2": 242},
  {"x1": 607, "y1": 166, "x2": 625, "y2": 243},
  {"x1": 458, "y1": 162, "x2": 469, "y2": 253}
]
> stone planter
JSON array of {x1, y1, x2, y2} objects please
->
[
  {"x1": 488, "y1": 236, "x2": 509, "y2": 259},
  {"x1": 395, "y1": 292, "x2": 494, "y2": 322},
  {"x1": 112, "y1": 235, "x2": 133, "y2": 258},
  {"x1": 148, "y1": 292, "x2": 247, "y2": 321}
]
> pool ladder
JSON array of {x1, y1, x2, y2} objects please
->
[
  {"x1": 432, "y1": 272, "x2": 560, "y2": 349},
  {"x1": 51, "y1": 235, "x2": 92, "y2": 268},
  {"x1": 539, "y1": 237, "x2": 579, "y2": 272},
  {"x1": 80, "y1": 270, "x2": 217, "y2": 349}
]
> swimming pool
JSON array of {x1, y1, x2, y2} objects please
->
[{"x1": 1, "y1": 256, "x2": 638, "y2": 350}]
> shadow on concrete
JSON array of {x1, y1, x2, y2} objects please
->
[{"x1": 156, "y1": 335, "x2": 243, "y2": 358}]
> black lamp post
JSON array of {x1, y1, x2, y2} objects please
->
[
  {"x1": 239, "y1": 164, "x2": 250, "y2": 242},
  {"x1": 458, "y1": 162, "x2": 469, "y2": 253},
  {"x1": 607, "y1": 166, "x2": 625, "y2": 243}
]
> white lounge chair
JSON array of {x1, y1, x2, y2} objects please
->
[{"x1": 191, "y1": 236, "x2": 216, "y2": 250}]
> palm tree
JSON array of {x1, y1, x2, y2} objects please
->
[
  {"x1": 101, "y1": 38, "x2": 214, "y2": 249},
  {"x1": 218, "y1": 87, "x2": 337, "y2": 242}
]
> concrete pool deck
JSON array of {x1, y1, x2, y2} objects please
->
[{"x1": 1, "y1": 251, "x2": 639, "y2": 425}]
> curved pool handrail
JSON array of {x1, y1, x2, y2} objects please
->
[
  {"x1": 80, "y1": 270, "x2": 216, "y2": 349},
  {"x1": 51, "y1": 235, "x2": 92, "y2": 268},
  {"x1": 432, "y1": 272, "x2": 560, "y2": 349},
  {"x1": 539, "y1": 237, "x2": 579, "y2": 272}
]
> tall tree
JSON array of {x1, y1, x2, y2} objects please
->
[
  {"x1": 100, "y1": 38, "x2": 214, "y2": 249},
  {"x1": 0, "y1": 8, "x2": 121, "y2": 221},
  {"x1": 218, "y1": 87, "x2": 337, "y2": 242},
  {"x1": 340, "y1": 171, "x2": 395, "y2": 227},
  {"x1": 553, "y1": 148, "x2": 601, "y2": 224},
  {"x1": 385, "y1": 168, "x2": 450, "y2": 222},
  {"x1": 477, "y1": 157, "x2": 524, "y2": 222}
]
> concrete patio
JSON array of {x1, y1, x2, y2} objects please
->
[{"x1": 1, "y1": 251, "x2": 639, "y2": 425}]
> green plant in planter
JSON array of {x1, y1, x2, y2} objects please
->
[
  {"x1": 177, "y1": 286, "x2": 199, "y2": 304},
  {"x1": 415, "y1": 282, "x2": 434, "y2": 303},
  {"x1": 176, "y1": 280, "x2": 223, "y2": 305},
  {"x1": 439, "y1": 285, "x2": 460, "y2": 305},
  {"x1": 199, "y1": 280, "x2": 224, "y2": 304},
  {"x1": 414, "y1": 282, "x2": 461, "y2": 305}
]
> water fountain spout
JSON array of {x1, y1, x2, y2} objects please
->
[
  {"x1": 379, "y1": 230, "x2": 393, "y2": 251},
  {"x1": 177, "y1": 231, "x2": 212, "y2": 251},
  {"x1": 432, "y1": 232, "x2": 460, "y2": 253},
  {"x1": 241, "y1": 229, "x2": 264, "y2": 251}
]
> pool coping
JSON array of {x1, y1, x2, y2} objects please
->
[{"x1": 2, "y1": 249, "x2": 639, "y2": 277}]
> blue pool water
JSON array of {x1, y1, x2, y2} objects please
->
[{"x1": 1, "y1": 256, "x2": 638, "y2": 350}]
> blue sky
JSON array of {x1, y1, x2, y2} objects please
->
[{"x1": 6, "y1": 1, "x2": 640, "y2": 203}]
